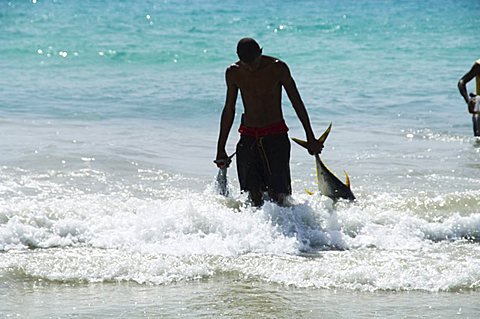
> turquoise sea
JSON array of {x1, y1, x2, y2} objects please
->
[{"x1": 1, "y1": 0, "x2": 480, "y2": 317}]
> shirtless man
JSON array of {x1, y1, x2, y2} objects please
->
[
  {"x1": 458, "y1": 59, "x2": 480, "y2": 136},
  {"x1": 215, "y1": 38, "x2": 323, "y2": 206}
]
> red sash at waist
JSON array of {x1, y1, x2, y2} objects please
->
[{"x1": 238, "y1": 120, "x2": 289, "y2": 137}]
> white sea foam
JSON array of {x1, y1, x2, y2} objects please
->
[{"x1": 1, "y1": 167, "x2": 480, "y2": 291}]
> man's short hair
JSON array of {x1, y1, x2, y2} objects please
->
[{"x1": 236, "y1": 38, "x2": 262, "y2": 63}]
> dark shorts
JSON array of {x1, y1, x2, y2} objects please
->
[{"x1": 236, "y1": 133, "x2": 292, "y2": 195}]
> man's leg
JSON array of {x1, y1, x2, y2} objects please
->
[
  {"x1": 262, "y1": 134, "x2": 292, "y2": 204},
  {"x1": 248, "y1": 190, "x2": 264, "y2": 207},
  {"x1": 237, "y1": 135, "x2": 266, "y2": 206}
]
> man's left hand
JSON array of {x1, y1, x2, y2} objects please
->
[{"x1": 307, "y1": 139, "x2": 324, "y2": 155}]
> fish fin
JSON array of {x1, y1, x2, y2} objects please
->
[
  {"x1": 305, "y1": 188, "x2": 315, "y2": 195},
  {"x1": 292, "y1": 137, "x2": 308, "y2": 149},
  {"x1": 318, "y1": 122, "x2": 332, "y2": 143},
  {"x1": 292, "y1": 123, "x2": 333, "y2": 150},
  {"x1": 344, "y1": 170, "x2": 351, "y2": 189}
]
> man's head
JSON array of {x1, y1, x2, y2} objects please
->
[{"x1": 236, "y1": 38, "x2": 262, "y2": 64}]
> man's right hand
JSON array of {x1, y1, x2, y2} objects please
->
[{"x1": 214, "y1": 151, "x2": 231, "y2": 169}]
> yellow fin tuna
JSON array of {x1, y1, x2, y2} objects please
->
[{"x1": 292, "y1": 123, "x2": 355, "y2": 201}]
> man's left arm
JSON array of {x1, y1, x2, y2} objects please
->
[
  {"x1": 458, "y1": 62, "x2": 480, "y2": 113},
  {"x1": 280, "y1": 62, "x2": 323, "y2": 155}
]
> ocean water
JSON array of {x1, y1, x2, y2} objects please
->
[{"x1": 1, "y1": 0, "x2": 480, "y2": 317}]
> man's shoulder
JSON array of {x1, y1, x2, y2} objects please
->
[
  {"x1": 266, "y1": 57, "x2": 290, "y2": 77},
  {"x1": 264, "y1": 56, "x2": 288, "y2": 67},
  {"x1": 226, "y1": 62, "x2": 242, "y2": 75},
  {"x1": 473, "y1": 60, "x2": 480, "y2": 74},
  {"x1": 265, "y1": 57, "x2": 289, "y2": 75},
  {"x1": 227, "y1": 61, "x2": 240, "y2": 70},
  {"x1": 225, "y1": 62, "x2": 241, "y2": 78}
]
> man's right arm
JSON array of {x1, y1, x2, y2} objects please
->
[
  {"x1": 216, "y1": 67, "x2": 238, "y2": 167},
  {"x1": 458, "y1": 62, "x2": 480, "y2": 112}
]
